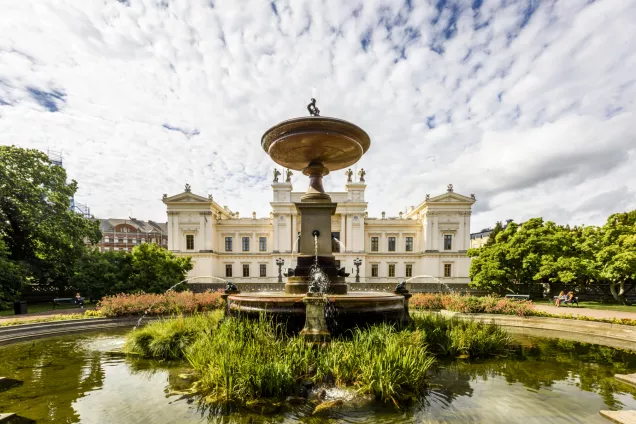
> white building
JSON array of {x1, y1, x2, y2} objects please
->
[{"x1": 163, "y1": 179, "x2": 475, "y2": 286}]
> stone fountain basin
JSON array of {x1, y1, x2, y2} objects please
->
[{"x1": 227, "y1": 291, "x2": 406, "y2": 334}]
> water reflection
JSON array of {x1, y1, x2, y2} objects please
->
[{"x1": 0, "y1": 331, "x2": 635, "y2": 424}]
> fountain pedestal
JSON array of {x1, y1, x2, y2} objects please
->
[
  {"x1": 299, "y1": 294, "x2": 331, "y2": 343},
  {"x1": 284, "y1": 201, "x2": 348, "y2": 295}
]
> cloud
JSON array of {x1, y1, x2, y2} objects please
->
[{"x1": 0, "y1": 0, "x2": 635, "y2": 231}]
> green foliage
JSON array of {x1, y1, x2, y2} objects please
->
[
  {"x1": 127, "y1": 243, "x2": 192, "y2": 293},
  {"x1": 0, "y1": 239, "x2": 26, "y2": 309},
  {"x1": 469, "y1": 210, "x2": 636, "y2": 304},
  {"x1": 71, "y1": 249, "x2": 132, "y2": 299},
  {"x1": 125, "y1": 313, "x2": 513, "y2": 407},
  {"x1": 70, "y1": 243, "x2": 192, "y2": 298},
  {"x1": 0, "y1": 146, "x2": 101, "y2": 297}
]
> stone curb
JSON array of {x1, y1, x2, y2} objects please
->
[
  {"x1": 0, "y1": 316, "x2": 158, "y2": 346},
  {"x1": 424, "y1": 310, "x2": 636, "y2": 351}
]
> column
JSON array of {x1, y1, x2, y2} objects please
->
[
  {"x1": 346, "y1": 214, "x2": 353, "y2": 253},
  {"x1": 340, "y1": 214, "x2": 346, "y2": 248},
  {"x1": 273, "y1": 215, "x2": 279, "y2": 252},
  {"x1": 173, "y1": 213, "x2": 180, "y2": 251},
  {"x1": 167, "y1": 213, "x2": 174, "y2": 250},
  {"x1": 198, "y1": 213, "x2": 205, "y2": 251}
]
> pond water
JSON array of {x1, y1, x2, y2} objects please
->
[{"x1": 1, "y1": 329, "x2": 635, "y2": 423}]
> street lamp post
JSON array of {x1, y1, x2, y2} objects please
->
[
  {"x1": 353, "y1": 258, "x2": 362, "y2": 283},
  {"x1": 276, "y1": 258, "x2": 285, "y2": 283}
]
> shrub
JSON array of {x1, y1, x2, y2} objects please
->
[
  {"x1": 98, "y1": 290, "x2": 223, "y2": 317},
  {"x1": 411, "y1": 293, "x2": 535, "y2": 317},
  {"x1": 409, "y1": 293, "x2": 443, "y2": 310}
]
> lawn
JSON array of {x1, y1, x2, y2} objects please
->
[
  {"x1": 0, "y1": 302, "x2": 86, "y2": 317},
  {"x1": 534, "y1": 299, "x2": 636, "y2": 313}
]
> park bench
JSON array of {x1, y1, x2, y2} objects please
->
[
  {"x1": 505, "y1": 294, "x2": 531, "y2": 301},
  {"x1": 553, "y1": 295, "x2": 579, "y2": 307},
  {"x1": 53, "y1": 297, "x2": 84, "y2": 308}
]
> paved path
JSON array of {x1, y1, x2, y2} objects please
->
[{"x1": 534, "y1": 304, "x2": 636, "y2": 320}]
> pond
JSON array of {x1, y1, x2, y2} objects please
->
[{"x1": 0, "y1": 329, "x2": 635, "y2": 423}]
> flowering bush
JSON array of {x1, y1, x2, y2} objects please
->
[
  {"x1": 98, "y1": 290, "x2": 223, "y2": 317},
  {"x1": 411, "y1": 293, "x2": 536, "y2": 317},
  {"x1": 409, "y1": 293, "x2": 444, "y2": 310}
]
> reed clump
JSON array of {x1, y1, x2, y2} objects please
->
[{"x1": 125, "y1": 312, "x2": 513, "y2": 406}]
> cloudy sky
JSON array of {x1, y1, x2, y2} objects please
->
[{"x1": 1, "y1": 0, "x2": 635, "y2": 231}]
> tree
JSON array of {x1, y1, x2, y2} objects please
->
[
  {"x1": 127, "y1": 243, "x2": 193, "y2": 293},
  {"x1": 71, "y1": 249, "x2": 132, "y2": 300},
  {"x1": 595, "y1": 211, "x2": 636, "y2": 305},
  {"x1": 0, "y1": 146, "x2": 101, "y2": 291},
  {"x1": 70, "y1": 243, "x2": 193, "y2": 299},
  {"x1": 0, "y1": 238, "x2": 26, "y2": 309}
]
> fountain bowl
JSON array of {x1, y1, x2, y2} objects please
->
[
  {"x1": 261, "y1": 116, "x2": 371, "y2": 172},
  {"x1": 227, "y1": 291, "x2": 408, "y2": 335}
]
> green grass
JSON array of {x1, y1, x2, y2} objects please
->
[
  {"x1": 125, "y1": 312, "x2": 513, "y2": 407},
  {"x1": 534, "y1": 299, "x2": 636, "y2": 313}
]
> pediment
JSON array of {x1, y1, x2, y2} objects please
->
[
  {"x1": 426, "y1": 192, "x2": 475, "y2": 203},
  {"x1": 163, "y1": 192, "x2": 211, "y2": 204}
]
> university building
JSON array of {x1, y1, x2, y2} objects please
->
[
  {"x1": 93, "y1": 218, "x2": 168, "y2": 252},
  {"x1": 163, "y1": 176, "x2": 476, "y2": 286}
]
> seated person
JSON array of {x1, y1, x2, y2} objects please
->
[
  {"x1": 561, "y1": 292, "x2": 575, "y2": 305},
  {"x1": 74, "y1": 292, "x2": 85, "y2": 309},
  {"x1": 555, "y1": 291, "x2": 567, "y2": 307}
]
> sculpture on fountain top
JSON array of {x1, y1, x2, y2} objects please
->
[
  {"x1": 224, "y1": 280, "x2": 239, "y2": 294},
  {"x1": 345, "y1": 168, "x2": 353, "y2": 183},
  {"x1": 286, "y1": 168, "x2": 293, "y2": 182},
  {"x1": 394, "y1": 281, "x2": 408, "y2": 294},
  {"x1": 307, "y1": 98, "x2": 320, "y2": 116},
  {"x1": 358, "y1": 168, "x2": 366, "y2": 182}
]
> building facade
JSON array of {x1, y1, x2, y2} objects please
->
[
  {"x1": 94, "y1": 218, "x2": 168, "y2": 253},
  {"x1": 163, "y1": 179, "x2": 476, "y2": 286}
]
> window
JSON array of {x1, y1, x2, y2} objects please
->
[
  {"x1": 115, "y1": 237, "x2": 119, "y2": 243},
  {"x1": 259, "y1": 237, "x2": 267, "y2": 252},
  {"x1": 371, "y1": 237, "x2": 379, "y2": 252},
  {"x1": 133, "y1": 239, "x2": 137, "y2": 244},
  {"x1": 243, "y1": 264, "x2": 250, "y2": 277},
  {"x1": 114, "y1": 247, "x2": 119, "y2": 251},
  {"x1": 242, "y1": 237, "x2": 250, "y2": 252},
  {"x1": 104, "y1": 237, "x2": 110, "y2": 242},
  {"x1": 225, "y1": 264, "x2": 232, "y2": 277},
  {"x1": 444, "y1": 235, "x2": 452, "y2": 250},
  {"x1": 388, "y1": 264, "x2": 396, "y2": 277},
  {"x1": 406, "y1": 264, "x2": 413, "y2": 277},
  {"x1": 388, "y1": 237, "x2": 396, "y2": 252},
  {"x1": 260, "y1": 264, "x2": 267, "y2": 277},
  {"x1": 371, "y1": 264, "x2": 379, "y2": 277},
  {"x1": 128, "y1": 239, "x2": 133, "y2": 244},
  {"x1": 186, "y1": 235, "x2": 194, "y2": 250},
  {"x1": 405, "y1": 237, "x2": 413, "y2": 252},
  {"x1": 225, "y1": 237, "x2": 233, "y2": 251},
  {"x1": 332, "y1": 232, "x2": 340, "y2": 253},
  {"x1": 444, "y1": 263, "x2": 452, "y2": 277}
]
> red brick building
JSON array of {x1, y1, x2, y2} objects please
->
[{"x1": 93, "y1": 218, "x2": 168, "y2": 252}]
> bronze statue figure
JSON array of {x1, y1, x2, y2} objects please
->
[
  {"x1": 358, "y1": 168, "x2": 366, "y2": 182},
  {"x1": 286, "y1": 168, "x2": 293, "y2": 182},
  {"x1": 307, "y1": 98, "x2": 320, "y2": 116},
  {"x1": 345, "y1": 168, "x2": 353, "y2": 183},
  {"x1": 273, "y1": 168, "x2": 281, "y2": 182}
]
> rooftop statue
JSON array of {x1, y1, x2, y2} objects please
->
[
  {"x1": 358, "y1": 168, "x2": 366, "y2": 182},
  {"x1": 345, "y1": 168, "x2": 353, "y2": 183},
  {"x1": 273, "y1": 168, "x2": 281, "y2": 182},
  {"x1": 307, "y1": 98, "x2": 320, "y2": 116}
]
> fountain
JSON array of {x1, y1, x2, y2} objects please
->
[{"x1": 227, "y1": 100, "x2": 410, "y2": 337}]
